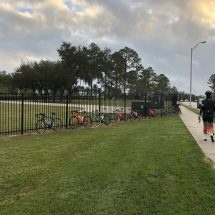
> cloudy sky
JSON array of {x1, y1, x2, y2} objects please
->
[{"x1": 0, "y1": 0, "x2": 215, "y2": 95}]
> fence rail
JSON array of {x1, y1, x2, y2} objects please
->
[{"x1": 0, "y1": 93, "x2": 177, "y2": 136}]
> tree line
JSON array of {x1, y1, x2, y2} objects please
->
[{"x1": 0, "y1": 42, "x2": 179, "y2": 97}]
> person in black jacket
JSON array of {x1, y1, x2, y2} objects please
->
[{"x1": 199, "y1": 90, "x2": 215, "y2": 142}]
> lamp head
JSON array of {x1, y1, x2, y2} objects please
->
[{"x1": 201, "y1": 41, "x2": 206, "y2": 43}]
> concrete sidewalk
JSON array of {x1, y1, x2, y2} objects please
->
[{"x1": 180, "y1": 105, "x2": 215, "y2": 166}]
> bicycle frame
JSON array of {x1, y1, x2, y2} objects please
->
[
  {"x1": 116, "y1": 110, "x2": 125, "y2": 120},
  {"x1": 74, "y1": 113, "x2": 84, "y2": 124},
  {"x1": 148, "y1": 108, "x2": 154, "y2": 116},
  {"x1": 93, "y1": 111, "x2": 105, "y2": 120},
  {"x1": 72, "y1": 111, "x2": 88, "y2": 124},
  {"x1": 36, "y1": 114, "x2": 51, "y2": 126},
  {"x1": 131, "y1": 110, "x2": 139, "y2": 118}
]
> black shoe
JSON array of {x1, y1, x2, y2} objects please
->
[{"x1": 211, "y1": 135, "x2": 214, "y2": 142}]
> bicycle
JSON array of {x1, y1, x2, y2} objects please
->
[
  {"x1": 69, "y1": 110, "x2": 92, "y2": 129},
  {"x1": 92, "y1": 108, "x2": 110, "y2": 127},
  {"x1": 170, "y1": 104, "x2": 182, "y2": 116},
  {"x1": 128, "y1": 108, "x2": 143, "y2": 121},
  {"x1": 157, "y1": 107, "x2": 168, "y2": 117},
  {"x1": 35, "y1": 112, "x2": 63, "y2": 134},
  {"x1": 113, "y1": 108, "x2": 128, "y2": 124},
  {"x1": 148, "y1": 107, "x2": 156, "y2": 119}
]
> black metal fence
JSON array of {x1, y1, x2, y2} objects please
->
[{"x1": 0, "y1": 93, "x2": 177, "y2": 136}]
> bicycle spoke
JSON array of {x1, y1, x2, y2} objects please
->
[
  {"x1": 103, "y1": 115, "x2": 110, "y2": 125},
  {"x1": 69, "y1": 116, "x2": 79, "y2": 129},
  {"x1": 52, "y1": 118, "x2": 63, "y2": 131},
  {"x1": 84, "y1": 116, "x2": 92, "y2": 128},
  {"x1": 93, "y1": 115, "x2": 100, "y2": 127},
  {"x1": 36, "y1": 120, "x2": 46, "y2": 134}
]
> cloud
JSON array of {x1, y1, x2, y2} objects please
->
[{"x1": 0, "y1": 0, "x2": 215, "y2": 94}]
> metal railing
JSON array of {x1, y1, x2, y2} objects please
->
[{"x1": 0, "y1": 93, "x2": 177, "y2": 136}]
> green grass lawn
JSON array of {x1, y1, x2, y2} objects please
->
[{"x1": 1, "y1": 117, "x2": 215, "y2": 214}]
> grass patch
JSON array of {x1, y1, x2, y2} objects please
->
[{"x1": 1, "y1": 117, "x2": 215, "y2": 214}]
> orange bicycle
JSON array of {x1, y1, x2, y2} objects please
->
[{"x1": 69, "y1": 110, "x2": 92, "y2": 129}]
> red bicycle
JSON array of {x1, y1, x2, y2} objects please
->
[
  {"x1": 114, "y1": 108, "x2": 128, "y2": 124},
  {"x1": 148, "y1": 107, "x2": 156, "y2": 119},
  {"x1": 128, "y1": 108, "x2": 143, "y2": 121}
]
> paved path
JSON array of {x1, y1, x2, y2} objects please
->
[
  {"x1": 180, "y1": 105, "x2": 215, "y2": 166},
  {"x1": 180, "y1": 101, "x2": 198, "y2": 109}
]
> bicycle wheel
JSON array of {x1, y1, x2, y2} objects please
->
[
  {"x1": 103, "y1": 114, "x2": 110, "y2": 125},
  {"x1": 170, "y1": 108, "x2": 177, "y2": 116},
  {"x1": 83, "y1": 116, "x2": 92, "y2": 128},
  {"x1": 137, "y1": 112, "x2": 143, "y2": 120},
  {"x1": 93, "y1": 115, "x2": 101, "y2": 127},
  {"x1": 69, "y1": 116, "x2": 80, "y2": 129},
  {"x1": 123, "y1": 113, "x2": 128, "y2": 122},
  {"x1": 163, "y1": 109, "x2": 168, "y2": 117},
  {"x1": 160, "y1": 109, "x2": 164, "y2": 117},
  {"x1": 53, "y1": 118, "x2": 63, "y2": 131},
  {"x1": 36, "y1": 120, "x2": 46, "y2": 134},
  {"x1": 114, "y1": 113, "x2": 121, "y2": 124},
  {"x1": 149, "y1": 111, "x2": 155, "y2": 119},
  {"x1": 129, "y1": 112, "x2": 136, "y2": 121}
]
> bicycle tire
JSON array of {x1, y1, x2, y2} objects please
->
[
  {"x1": 83, "y1": 116, "x2": 92, "y2": 128},
  {"x1": 36, "y1": 120, "x2": 46, "y2": 134},
  {"x1": 93, "y1": 115, "x2": 101, "y2": 127},
  {"x1": 163, "y1": 109, "x2": 168, "y2": 117},
  {"x1": 175, "y1": 109, "x2": 179, "y2": 116},
  {"x1": 129, "y1": 112, "x2": 136, "y2": 121},
  {"x1": 103, "y1": 114, "x2": 110, "y2": 125},
  {"x1": 123, "y1": 113, "x2": 128, "y2": 122},
  {"x1": 149, "y1": 112, "x2": 155, "y2": 119},
  {"x1": 149, "y1": 113, "x2": 155, "y2": 119},
  {"x1": 53, "y1": 118, "x2": 63, "y2": 131},
  {"x1": 137, "y1": 113, "x2": 143, "y2": 120},
  {"x1": 170, "y1": 108, "x2": 177, "y2": 116},
  {"x1": 160, "y1": 110, "x2": 164, "y2": 117},
  {"x1": 114, "y1": 113, "x2": 121, "y2": 124},
  {"x1": 69, "y1": 116, "x2": 80, "y2": 129}
]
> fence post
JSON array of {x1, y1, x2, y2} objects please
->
[
  {"x1": 124, "y1": 93, "x2": 126, "y2": 120},
  {"x1": 144, "y1": 93, "x2": 147, "y2": 118},
  {"x1": 66, "y1": 93, "x2": 69, "y2": 129},
  {"x1": 21, "y1": 93, "x2": 24, "y2": 135},
  {"x1": 99, "y1": 93, "x2": 101, "y2": 114}
]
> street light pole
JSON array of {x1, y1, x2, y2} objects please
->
[
  {"x1": 189, "y1": 41, "x2": 206, "y2": 108},
  {"x1": 193, "y1": 89, "x2": 196, "y2": 101}
]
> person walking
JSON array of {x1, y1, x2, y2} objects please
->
[{"x1": 199, "y1": 90, "x2": 215, "y2": 142}]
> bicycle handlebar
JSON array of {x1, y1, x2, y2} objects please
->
[
  {"x1": 71, "y1": 110, "x2": 86, "y2": 114},
  {"x1": 35, "y1": 113, "x2": 45, "y2": 117}
]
